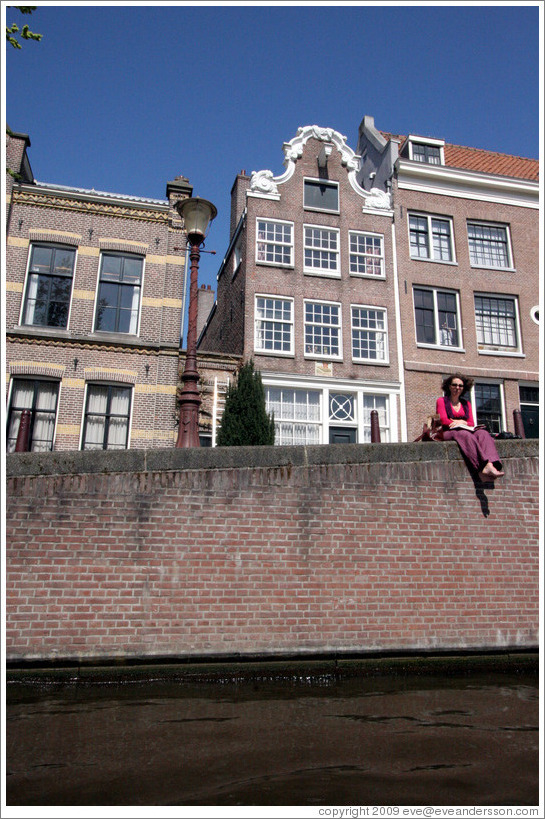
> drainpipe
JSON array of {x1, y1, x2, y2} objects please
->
[{"x1": 391, "y1": 220, "x2": 407, "y2": 442}]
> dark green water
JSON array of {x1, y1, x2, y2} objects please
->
[{"x1": 5, "y1": 669, "x2": 539, "y2": 806}]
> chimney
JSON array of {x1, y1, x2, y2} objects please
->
[
  {"x1": 230, "y1": 171, "x2": 251, "y2": 238},
  {"x1": 197, "y1": 284, "x2": 215, "y2": 340}
]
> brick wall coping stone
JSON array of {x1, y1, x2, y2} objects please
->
[{"x1": 6, "y1": 438, "x2": 537, "y2": 478}]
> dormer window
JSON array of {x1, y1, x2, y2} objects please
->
[{"x1": 408, "y1": 136, "x2": 445, "y2": 166}]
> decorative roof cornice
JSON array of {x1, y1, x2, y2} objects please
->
[
  {"x1": 11, "y1": 184, "x2": 170, "y2": 223},
  {"x1": 249, "y1": 125, "x2": 391, "y2": 209}
]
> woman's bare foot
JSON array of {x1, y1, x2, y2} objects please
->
[{"x1": 479, "y1": 462, "x2": 504, "y2": 481}]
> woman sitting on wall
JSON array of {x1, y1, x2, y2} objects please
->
[{"x1": 436, "y1": 373, "x2": 504, "y2": 482}]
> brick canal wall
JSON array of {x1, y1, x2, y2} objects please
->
[{"x1": 5, "y1": 440, "x2": 539, "y2": 663}]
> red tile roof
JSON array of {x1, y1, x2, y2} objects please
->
[{"x1": 381, "y1": 132, "x2": 538, "y2": 182}]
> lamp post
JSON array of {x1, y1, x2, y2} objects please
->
[{"x1": 175, "y1": 197, "x2": 217, "y2": 447}]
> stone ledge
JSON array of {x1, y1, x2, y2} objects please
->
[{"x1": 6, "y1": 439, "x2": 538, "y2": 478}]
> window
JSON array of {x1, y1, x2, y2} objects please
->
[
  {"x1": 266, "y1": 387, "x2": 321, "y2": 445},
  {"x1": 409, "y1": 214, "x2": 454, "y2": 262},
  {"x1": 6, "y1": 379, "x2": 59, "y2": 452},
  {"x1": 519, "y1": 384, "x2": 539, "y2": 439},
  {"x1": 82, "y1": 384, "x2": 132, "y2": 450},
  {"x1": 256, "y1": 219, "x2": 293, "y2": 267},
  {"x1": 304, "y1": 226, "x2": 340, "y2": 276},
  {"x1": 474, "y1": 295, "x2": 520, "y2": 352},
  {"x1": 349, "y1": 232, "x2": 384, "y2": 277},
  {"x1": 254, "y1": 296, "x2": 293, "y2": 355},
  {"x1": 304, "y1": 179, "x2": 339, "y2": 212},
  {"x1": 94, "y1": 253, "x2": 143, "y2": 334},
  {"x1": 468, "y1": 222, "x2": 511, "y2": 269},
  {"x1": 414, "y1": 287, "x2": 461, "y2": 348},
  {"x1": 304, "y1": 301, "x2": 341, "y2": 358},
  {"x1": 363, "y1": 394, "x2": 389, "y2": 443},
  {"x1": 22, "y1": 244, "x2": 76, "y2": 328},
  {"x1": 473, "y1": 383, "x2": 503, "y2": 434},
  {"x1": 352, "y1": 306, "x2": 388, "y2": 362},
  {"x1": 411, "y1": 143, "x2": 441, "y2": 164}
]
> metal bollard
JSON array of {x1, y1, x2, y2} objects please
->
[
  {"x1": 14, "y1": 409, "x2": 32, "y2": 452},
  {"x1": 513, "y1": 409, "x2": 526, "y2": 439},
  {"x1": 370, "y1": 409, "x2": 381, "y2": 443}
]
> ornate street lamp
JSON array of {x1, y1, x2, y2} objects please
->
[{"x1": 175, "y1": 196, "x2": 217, "y2": 447}]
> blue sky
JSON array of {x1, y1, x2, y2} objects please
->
[{"x1": 4, "y1": 1, "x2": 542, "y2": 297}]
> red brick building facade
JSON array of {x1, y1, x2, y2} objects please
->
[
  {"x1": 200, "y1": 125, "x2": 404, "y2": 445},
  {"x1": 199, "y1": 120, "x2": 539, "y2": 444},
  {"x1": 5, "y1": 129, "x2": 192, "y2": 451}
]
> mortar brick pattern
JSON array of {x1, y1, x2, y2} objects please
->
[
  {"x1": 5, "y1": 131, "x2": 190, "y2": 451},
  {"x1": 5, "y1": 444, "x2": 539, "y2": 661}
]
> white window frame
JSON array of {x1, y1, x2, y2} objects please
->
[
  {"x1": 470, "y1": 380, "x2": 506, "y2": 434},
  {"x1": 467, "y1": 221, "x2": 514, "y2": 271},
  {"x1": 255, "y1": 218, "x2": 294, "y2": 268},
  {"x1": 413, "y1": 286, "x2": 464, "y2": 351},
  {"x1": 408, "y1": 136, "x2": 445, "y2": 165},
  {"x1": 348, "y1": 231, "x2": 385, "y2": 278},
  {"x1": 254, "y1": 295, "x2": 294, "y2": 357},
  {"x1": 20, "y1": 243, "x2": 77, "y2": 330},
  {"x1": 265, "y1": 385, "x2": 322, "y2": 446},
  {"x1": 80, "y1": 382, "x2": 133, "y2": 451},
  {"x1": 304, "y1": 299, "x2": 343, "y2": 361},
  {"x1": 303, "y1": 177, "x2": 340, "y2": 214},
  {"x1": 351, "y1": 304, "x2": 389, "y2": 364},
  {"x1": 93, "y1": 251, "x2": 144, "y2": 336},
  {"x1": 408, "y1": 212, "x2": 456, "y2": 263},
  {"x1": 262, "y1": 375, "x2": 399, "y2": 445},
  {"x1": 303, "y1": 225, "x2": 340, "y2": 277},
  {"x1": 474, "y1": 293, "x2": 523, "y2": 356}
]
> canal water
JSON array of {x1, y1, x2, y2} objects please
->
[{"x1": 5, "y1": 665, "x2": 539, "y2": 807}]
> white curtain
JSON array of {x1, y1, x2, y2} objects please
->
[
  {"x1": 84, "y1": 386, "x2": 109, "y2": 449},
  {"x1": 32, "y1": 384, "x2": 58, "y2": 451},
  {"x1": 107, "y1": 387, "x2": 130, "y2": 448},
  {"x1": 7, "y1": 381, "x2": 57, "y2": 452},
  {"x1": 22, "y1": 274, "x2": 39, "y2": 324},
  {"x1": 129, "y1": 288, "x2": 139, "y2": 334}
]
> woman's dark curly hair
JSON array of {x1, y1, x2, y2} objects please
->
[{"x1": 441, "y1": 372, "x2": 474, "y2": 396}]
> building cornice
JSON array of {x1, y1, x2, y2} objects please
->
[
  {"x1": 6, "y1": 329, "x2": 180, "y2": 356},
  {"x1": 11, "y1": 184, "x2": 172, "y2": 223},
  {"x1": 396, "y1": 160, "x2": 539, "y2": 208}
]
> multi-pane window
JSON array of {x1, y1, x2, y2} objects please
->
[
  {"x1": 468, "y1": 222, "x2": 511, "y2": 269},
  {"x1": 256, "y1": 220, "x2": 293, "y2": 266},
  {"x1": 349, "y1": 232, "x2": 384, "y2": 277},
  {"x1": 266, "y1": 387, "x2": 321, "y2": 445},
  {"x1": 474, "y1": 383, "x2": 503, "y2": 434},
  {"x1": 22, "y1": 244, "x2": 76, "y2": 328},
  {"x1": 352, "y1": 306, "x2": 388, "y2": 362},
  {"x1": 414, "y1": 287, "x2": 460, "y2": 348},
  {"x1": 363, "y1": 395, "x2": 389, "y2": 442},
  {"x1": 304, "y1": 180, "x2": 339, "y2": 212},
  {"x1": 82, "y1": 384, "x2": 132, "y2": 450},
  {"x1": 409, "y1": 214, "x2": 454, "y2": 262},
  {"x1": 304, "y1": 226, "x2": 340, "y2": 275},
  {"x1": 411, "y1": 143, "x2": 441, "y2": 164},
  {"x1": 6, "y1": 379, "x2": 59, "y2": 452},
  {"x1": 304, "y1": 301, "x2": 341, "y2": 358},
  {"x1": 254, "y1": 296, "x2": 293, "y2": 355},
  {"x1": 94, "y1": 253, "x2": 143, "y2": 334},
  {"x1": 474, "y1": 295, "x2": 519, "y2": 350}
]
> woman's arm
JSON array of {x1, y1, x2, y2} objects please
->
[
  {"x1": 465, "y1": 400, "x2": 475, "y2": 426},
  {"x1": 435, "y1": 396, "x2": 450, "y2": 426}
]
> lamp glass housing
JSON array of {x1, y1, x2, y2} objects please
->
[{"x1": 178, "y1": 197, "x2": 217, "y2": 242}]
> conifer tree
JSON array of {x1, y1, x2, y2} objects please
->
[{"x1": 216, "y1": 360, "x2": 275, "y2": 446}]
